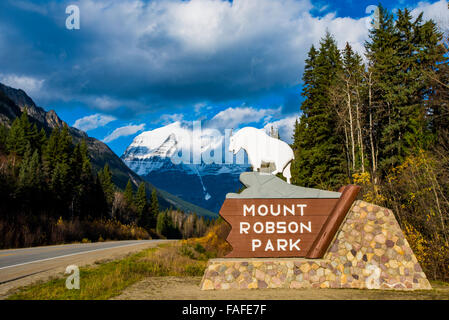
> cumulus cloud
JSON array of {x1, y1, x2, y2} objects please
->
[
  {"x1": 158, "y1": 113, "x2": 184, "y2": 125},
  {"x1": 0, "y1": 0, "x2": 374, "y2": 113},
  {"x1": 103, "y1": 123, "x2": 146, "y2": 143},
  {"x1": 0, "y1": 73, "x2": 44, "y2": 98},
  {"x1": 73, "y1": 113, "x2": 117, "y2": 131},
  {"x1": 412, "y1": 0, "x2": 449, "y2": 33},
  {"x1": 264, "y1": 116, "x2": 298, "y2": 143},
  {"x1": 1, "y1": 0, "x2": 446, "y2": 116},
  {"x1": 207, "y1": 106, "x2": 281, "y2": 131}
]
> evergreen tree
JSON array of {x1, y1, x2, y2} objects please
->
[
  {"x1": 98, "y1": 164, "x2": 115, "y2": 205},
  {"x1": 364, "y1": 4, "x2": 397, "y2": 178},
  {"x1": 71, "y1": 140, "x2": 96, "y2": 219},
  {"x1": 292, "y1": 33, "x2": 347, "y2": 189},
  {"x1": 42, "y1": 127, "x2": 60, "y2": 175},
  {"x1": 149, "y1": 188, "x2": 159, "y2": 228},
  {"x1": 335, "y1": 42, "x2": 367, "y2": 176},
  {"x1": 124, "y1": 179, "x2": 134, "y2": 205},
  {"x1": 134, "y1": 182, "x2": 147, "y2": 222},
  {"x1": 156, "y1": 211, "x2": 181, "y2": 239},
  {"x1": 156, "y1": 211, "x2": 168, "y2": 236},
  {"x1": 57, "y1": 124, "x2": 72, "y2": 165},
  {"x1": 92, "y1": 173, "x2": 109, "y2": 219},
  {"x1": 427, "y1": 22, "x2": 449, "y2": 150},
  {"x1": 365, "y1": 6, "x2": 444, "y2": 175},
  {"x1": 6, "y1": 117, "x2": 26, "y2": 156},
  {"x1": 0, "y1": 125, "x2": 8, "y2": 152}
]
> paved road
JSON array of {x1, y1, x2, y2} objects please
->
[{"x1": 0, "y1": 240, "x2": 173, "y2": 296}]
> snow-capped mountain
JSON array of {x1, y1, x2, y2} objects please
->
[{"x1": 121, "y1": 121, "x2": 250, "y2": 213}]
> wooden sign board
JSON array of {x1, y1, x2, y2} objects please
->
[{"x1": 220, "y1": 185, "x2": 360, "y2": 258}]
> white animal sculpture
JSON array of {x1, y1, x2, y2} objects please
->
[{"x1": 228, "y1": 127, "x2": 294, "y2": 184}]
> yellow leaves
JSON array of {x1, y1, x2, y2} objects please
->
[
  {"x1": 404, "y1": 222, "x2": 428, "y2": 263},
  {"x1": 351, "y1": 172, "x2": 386, "y2": 204},
  {"x1": 352, "y1": 172, "x2": 371, "y2": 185},
  {"x1": 404, "y1": 222, "x2": 449, "y2": 278}
]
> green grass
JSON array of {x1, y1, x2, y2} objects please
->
[{"x1": 8, "y1": 243, "x2": 207, "y2": 300}]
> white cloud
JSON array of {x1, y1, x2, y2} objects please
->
[
  {"x1": 158, "y1": 113, "x2": 184, "y2": 125},
  {"x1": 0, "y1": 73, "x2": 44, "y2": 97},
  {"x1": 264, "y1": 116, "x2": 298, "y2": 143},
  {"x1": 21, "y1": 0, "x2": 375, "y2": 110},
  {"x1": 412, "y1": 0, "x2": 449, "y2": 34},
  {"x1": 194, "y1": 102, "x2": 208, "y2": 114},
  {"x1": 73, "y1": 113, "x2": 117, "y2": 132},
  {"x1": 208, "y1": 106, "x2": 281, "y2": 131},
  {"x1": 3, "y1": 0, "x2": 445, "y2": 114},
  {"x1": 9, "y1": 0, "x2": 49, "y2": 15},
  {"x1": 103, "y1": 123, "x2": 146, "y2": 143}
]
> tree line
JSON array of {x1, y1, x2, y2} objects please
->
[
  {"x1": 0, "y1": 111, "x2": 209, "y2": 248},
  {"x1": 291, "y1": 4, "x2": 449, "y2": 280}
]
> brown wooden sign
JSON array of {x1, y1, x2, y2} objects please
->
[{"x1": 220, "y1": 185, "x2": 360, "y2": 258}]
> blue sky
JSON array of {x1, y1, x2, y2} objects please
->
[{"x1": 0, "y1": 0, "x2": 447, "y2": 155}]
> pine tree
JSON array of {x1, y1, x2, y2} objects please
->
[
  {"x1": 17, "y1": 142, "x2": 32, "y2": 191},
  {"x1": 98, "y1": 164, "x2": 115, "y2": 205},
  {"x1": 292, "y1": 33, "x2": 347, "y2": 189},
  {"x1": 365, "y1": 6, "x2": 444, "y2": 175},
  {"x1": 42, "y1": 127, "x2": 60, "y2": 175},
  {"x1": 334, "y1": 42, "x2": 367, "y2": 177},
  {"x1": 0, "y1": 125, "x2": 8, "y2": 152},
  {"x1": 6, "y1": 117, "x2": 26, "y2": 156},
  {"x1": 71, "y1": 140, "x2": 95, "y2": 219},
  {"x1": 92, "y1": 173, "x2": 109, "y2": 219},
  {"x1": 156, "y1": 211, "x2": 167, "y2": 236},
  {"x1": 134, "y1": 182, "x2": 147, "y2": 222},
  {"x1": 124, "y1": 179, "x2": 134, "y2": 205},
  {"x1": 291, "y1": 118, "x2": 305, "y2": 185},
  {"x1": 156, "y1": 210, "x2": 181, "y2": 239},
  {"x1": 427, "y1": 21, "x2": 449, "y2": 150},
  {"x1": 149, "y1": 188, "x2": 159, "y2": 228},
  {"x1": 365, "y1": 4, "x2": 397, "y2": 178},
  {"x1": 57, "y1": 124, "x2": 72, "y2": 165}
]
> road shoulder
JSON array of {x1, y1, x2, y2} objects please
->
[{"x1": 0, "y1": 241, "x2": 170, "y2": 299}]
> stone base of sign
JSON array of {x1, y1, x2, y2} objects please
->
[{"x1": 200, "y1": 200, "x2": 431, "y2": 290}]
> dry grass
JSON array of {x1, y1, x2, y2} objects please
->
[
  {"x1": 0, "y1": 217, "x2": 150, "y2": 249},
  {"x1": 7, "y1": 242, "x2": 207, "y2": 300},
  {"x1": 7, "y1": 222, "x2": 230, "y2": 300}
]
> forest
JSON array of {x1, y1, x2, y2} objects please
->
[
  {"x1": 291, "y1": 5, "x2": 449, "y2": 281},
  {"x1": 0, "y1": 112, "x2": 211, "y2": 248}
]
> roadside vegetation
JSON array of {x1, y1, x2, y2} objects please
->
[
  {"x1": 0, "y1": 112, "x2": 211, "y2": 248},
  {"x1": 7, "y1": 223, "x2": 230, "y2": 300},
  {"x1": 291, "y1": 4, "x2": 449, "y2": 281}
]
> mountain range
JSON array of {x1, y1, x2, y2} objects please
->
[
  {"x1": 0, "y1": 82, "x2": 216, "y2": 218},
  {"x1": 122, "y1": 121, "x2": 251, "y2": 213}
]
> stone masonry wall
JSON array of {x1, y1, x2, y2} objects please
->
[{"x1": 200, "y1": 200, "x2": 431, "y2": 290}]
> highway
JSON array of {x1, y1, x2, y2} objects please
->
[{"x1": 0, "y1": 240, "x2": 173, "y2": 297}]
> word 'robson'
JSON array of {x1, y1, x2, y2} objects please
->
[{"x1": 240, "y1": 221, "x2": 312, "y2": 234}]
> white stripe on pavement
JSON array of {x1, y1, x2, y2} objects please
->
[{"x1": 0, "y1": 241, "x2": 154, "y2": 270}]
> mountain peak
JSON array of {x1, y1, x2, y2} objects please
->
[{"x1": 121, "y1": 121, "x2": 250, "y2": 213}]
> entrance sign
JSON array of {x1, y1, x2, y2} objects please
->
[
  {"x1": 220, "y1": 173, "x2": 360, "y2": 258},
  {"x1": 202, "y1": 168, "x2": 431, "y2": 290},
  {"x1": 201, "y1": 129, "x2": 431, "y2": 290}
]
